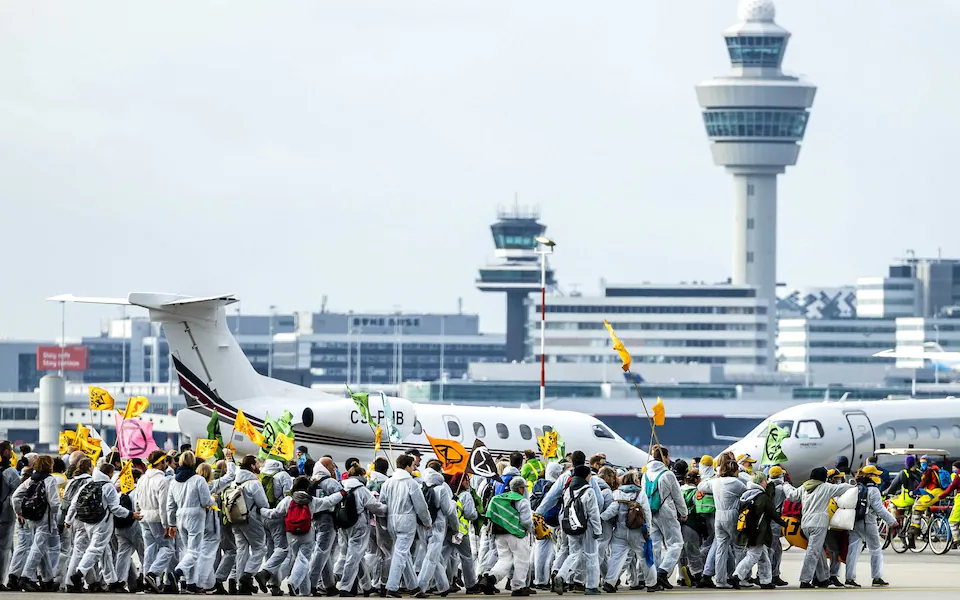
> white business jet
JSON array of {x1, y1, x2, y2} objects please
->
[
  {"x1": 874, "y1": 342, "x2": 960, "y2": 374},
  {"x1": 49, "y1": 293, "x2": 649, "y2": 469},
  {"x1": 722, "y1": 396, "x2": 960, "y2": 480}
]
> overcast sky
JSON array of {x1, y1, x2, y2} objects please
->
[{"x1": 2, "y1": 0, "x2": 959, "y2": 340}]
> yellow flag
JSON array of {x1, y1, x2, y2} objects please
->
[
  {"x1": 538, "y1": 432, "x2": 558, "y2": 459},
  {"x1": 603, "y1": 320, "x2": 632, "y2": 372},
  {"x1": 89, "y1": 387, "x2": 115, "y2": 411},
  {"x1": 80, "y1": 437, "x2": 102, "y2": 463},
  {"x1": 76, "y1": 423, "x2": 90, "y2": 444},
  {"x1": 269, "y1": 433, "x2": 295, "y2": 461},
  {"x1": 59, "y1": 431, "x2": 77, "y2": 455},
  {"x1": 196, "y1": 439, "x2": 219, "y2": 460},
  {"x1": 374, "y1": 426, "x2": 382, "y2": 451},
  {"x1": 123, "y1": 396, "x2": 150, "y2": 420},
  {"x1": 119, "y1": 461, "x2": 136, "y2": 494},
  {"x1": 234, "y1": 410, "x2": 266, "y2": 448},
  {"x1": 652, "y1": 396, "x2": 666, "y2": 427}
]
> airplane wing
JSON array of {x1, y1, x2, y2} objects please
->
[
  {"x1": 47, "y1": 294, "x2": 130, "y2": 305},
  {"x1": 162, "y1": 294, "x2": 238, "y2": 307},
  {"x1": 711, "y1": 422, "x2": 741, "y2": 442}
]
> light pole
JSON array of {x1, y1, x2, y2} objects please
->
[
  {"x1": 934, "y1": 324, "x2": 941, "y2": 385},
  {"x1": 439, "y1": 315, "x2": 445, "y2": 403},
  {"x1": 59, "y1": 301, "x2": 66, "y2": 378},
  {"x1": 268, "y1": 305, "x2": 277, "y2": 378},
  {"x1": 804, "y1": 321, "x2": 811, "y2": 387},
  {"x1": 535, "y1": 236, "x2": 556, "y2": 410}
]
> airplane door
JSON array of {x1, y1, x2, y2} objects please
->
[
  {"x1": 845, "y1": 412, "x2": 875, "y2": 471},
  {"x1": 442, "y1": 415, "x2": 463, "y2": 441}
]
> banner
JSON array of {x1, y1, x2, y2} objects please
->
[
  {"x1": 59, "y1": 431, "x2": 76, "y2": 455},
  {"x1": 118, "y1": 461, "x2": 136, "y2": 494},
  {"x1": 123, "y1": 396, "x2": 150, "y2": 420},
  {"x1": 762, "y1": 422, "x2": 790, "y2": 466},
  {"x1": 653, "y1": 397, "x2": 666, "y2": 427},
  {"x1": 259, "y1": 410, "x2": 294, "y2": 461},
  {"x1": 234, "y1": 410, "x2": 266, "y2": 448},
  {"x1": 269, "y1": 433, "x2": 295, "y2": 462},
  {"x1": 603, "y1": 320, "x2": 632, "y2": 372},
  {"x1": 379, "y1": 392, "x2": 403, "y2": 443},
  {"x1": 425, "y1": 432, "x2": 468, "y2": 474},
  {"x1": 465, "y1": 439, "x2": 501, "y2": 481},
  {"x1": 89, "y1": 387, "x2": 114, "y2": 411},
  {"x1": 196, "y1": 439, "x2": 220, "y2": 460},
  {"x1": 114, "y1": 413, "x2": 161, "y2": 459},
  {"x1": 206, "y1": 411, "x2": 225, "y2": 460}
]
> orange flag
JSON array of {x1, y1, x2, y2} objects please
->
[
  {"x1": 652, "y1": 397, "x2": 666, "y2": 427},
  {"x1": 424, "y1": 432, "x2": 468, "y2": 474}
]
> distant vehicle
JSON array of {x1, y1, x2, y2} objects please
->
[
  {"x1": 874, "y1": 342, "x2": 960, "y2": 375},
  {"x1": 722, "y1": 397, "x2": 960, "y2": 480},
  {"x1": 50, "y1": 293, "x2": 650, "y2": 469},
  {"x1": 872, "y1": 448, "x2": 951, "y2": 476}
]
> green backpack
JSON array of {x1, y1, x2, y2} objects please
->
[
  {"x1": 260, "y1": 472, "x2": 280, "y2": 508},
  {"x1": 645, "y1": 471, "x2": 666, "y2": 513},
  {"x1": 486, "y1": 491, "x2": 526, "y2": 538}
]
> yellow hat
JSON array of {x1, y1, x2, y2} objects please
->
[
  {"x1": 860, "y1": 465, "x2": 883, "y2": 483},
  {"x1": 737, "y1": 454, "x2": 757, "y2": 464},
  {"x1": 827, "y1": 469, "x2": 845, "y2": 479},
  {"x1": 769, "y1": 466, "x2": 785, "y2": 478},
  {"x1": 700, "y1": 455, "x2": 714, "y2": 467}
]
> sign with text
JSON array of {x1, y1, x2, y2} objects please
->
[{"x1": 36, "y1": 346, "x2": 88, "y2": 371}]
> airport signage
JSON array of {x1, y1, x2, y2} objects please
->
[{"x1": 36, "y1": 346, "x2": 88, "y2": 371}]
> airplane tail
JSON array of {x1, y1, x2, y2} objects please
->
[{"x1": 49, "y1": 293, "x2": 313, "y2": 405}]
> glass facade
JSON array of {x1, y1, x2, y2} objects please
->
[
  {"x1": 725, "y1": 35, "x2": 784, "y2": 67},
  {"x1": 703, "y1": 109, "x2": 808, "y2": 139}
]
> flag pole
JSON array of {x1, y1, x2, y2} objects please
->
[{"x1": 625, "y1": 369, "x2": 663, "y2": 456}]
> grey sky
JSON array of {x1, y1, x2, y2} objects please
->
[{"x1": 2, "y1": 1, "x2": 958, "y2": 340}]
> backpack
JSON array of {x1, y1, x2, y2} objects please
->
[
  {"x1": 493, "y1": 474, "x2": 514, "y2": 496},
  {"x1": 644, "y1": 471, "x2": 666, "y2": 513},
  {"x1": 533, "y1": 513, "x2": 551, "y2": 540},
  {"x1": 854, "y1": 483, "x2": 870, "y2": 522},
  {"x1": 21, "y1": 478, "x2": 48, "y2": 522},
  {"x1": 486, "y1": 492, "x2": 526, "y2": 538},
  {"x1": 75, "y1": 480, "x2": 109, "y2": 525},
  {"x1": 333, "y1": 488, "x2": 361, "y2": 529},
  {"x1": 560, "y1": 485, "x2": 590, "y2": 536},
  {"x1": 60, "y1": 478, "x2": 85, "y2": 526},
  {"x1": 261, "y1": 472, "x2": 279, "y2": 508},
  {"x1": 286, "y1": 500, "x2": 313, "y2": 534},
  {"x1": 421, "y1": 483, "x2": 440, "y2": 522},
  {"x1": 223, "y1": 481, "x2": 254, "y2": 525},
  {"x1": 616, "y1": 492, "x2": 646, "y2": 530},
  {"x1": 736, "y1": 493, "x2": 759, "y2": 533},
  {"x1": 114, "y1": 493, "x2": 135, "y2": 530},
  {"x1": 937, "y1": 468, "x2": 952, "y2": 490},
  {"x1": 308, "y1": 475, "x2": 341, "y2": 521},
  {"x1": 530, "y1": 479, "x2": 552, "y2": 511}
]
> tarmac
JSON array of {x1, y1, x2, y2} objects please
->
[{"x1": 21, "y1": 546, "x2": 960, "y2": 598}]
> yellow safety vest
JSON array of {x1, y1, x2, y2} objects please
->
[{"x1": 455, "y1": 498, "x2": 470, "y2": 536}]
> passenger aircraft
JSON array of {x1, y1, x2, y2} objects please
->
[
  {"x1": 49, "y1": 293, "x2": 650, "y2": 469},
  {"x1": 874, "y1": 342, "x2": 960, "y2": 374},
  {"x1": 723, "y1": 396, "x2": 960, "y2": 479}
]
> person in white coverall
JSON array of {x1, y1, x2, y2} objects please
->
[
  {"x1": 643, "y1": 447, "x2": 687, "y2": 590},
  {"x1": 11, "y1": 455, "x2": 61, "y2": 591},
  {"x1": 257, "y1": 459, "x2": 293, "y2": 593},
  {"x1": 309, "y1": 458, "x2": 345, "y2": 595},
  {"x1": 166, "y1": 451, "x2": 215, "y2": 594},
  {"x1": 338, "y1": 467, "x2": 386, "y2": 595},
  {"x1": 61, "y1": 460, "x2": 93, "y2": 590},
  {"x1": 532, "y1": 462, "x2": 562, "y2": 589},
  {"x1": 67, "y1": 464, "x2": 142, "y2": 591},
  {"x1": 484, "y1": 475, "x2": 534, "y2": 595},
  {"x1": 844, "y1": 466, "x2": 895, "y2": 588},
  {"x1": 0, "y1": 441, "x2": 23, "y2": 589},
  {"x1": 601, "y1": 470, "x2": 658, "y2": 593},
  {"x1": 416, "y1": 463, "x2": 460, "y2": 597},
  {"x1": 261, "y1": 476, "x2": 348, "y2": 596},
  {"x1": 696, "y1": 459, "x2": 745, "y2": 589},
  {"x1": 232, "y1": 455, "x2": 270, "y2": 594},
  {"x1": 364, "y1": 459, "x2": 392, "y2": 593},
  {"x1": 380, "y1": 454, "x2": 431, "y2": 597},
  {"x1": 783, "y1": 466, "x2": 852, "y2": 588},
  {"x1": 195, "y1": 459, "x2": 236, "y2": 592},
  {"x1": 553, "y1": 465, "x2": 603, "y2": 594},
  {"x1": 446, "y1": 476, "x2": 480, "y2": 594}
]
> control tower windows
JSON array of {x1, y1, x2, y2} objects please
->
[
  {"x1": 702, "y1": 109, "x2": 808, "y2": 139},
  {"x1": 725, "y1": 35, "x2": 784, "y2": 67}
]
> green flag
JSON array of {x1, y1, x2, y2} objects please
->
[
  {"x1": 345, "y1": 384, "x2": 373, "y2": 426},
  {"x1": 206, "y1": 410, "x2": 225, "y2": 460},
  {"x1": 258, "y1": 410, "x2": 296, "y2": 462},
  {"x1": 761, "y1": 422, "x2": 789, "y2": 466}
]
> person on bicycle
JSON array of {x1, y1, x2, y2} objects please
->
[
  {"x1": 935, "y1": 461, "x2": 960, "y2": 549},
  {"x1": 844, "y1": 466, "x2": 895, "y2": 588},
  {"x1": 908, "y1": 455, "x2": 947, "y2": 544},
  {"x1": 883, "y1": 456, "x2": 922, "y2": 548}
]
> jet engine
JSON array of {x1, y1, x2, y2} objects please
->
[{"x1": 300, "y1": 394, "x2": 417, "y2": 441}]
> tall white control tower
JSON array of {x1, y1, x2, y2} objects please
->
[{"x1": 696, "y1": 0, "x2": 815, "y2": 370}]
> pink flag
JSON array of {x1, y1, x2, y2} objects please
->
[{"x1": 114, "y1": 413, "x2": 161, "y2": 459}]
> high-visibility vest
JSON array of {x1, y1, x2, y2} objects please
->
[{"x1": 455, "y1": 498, "x2": 470, "y2": 536}]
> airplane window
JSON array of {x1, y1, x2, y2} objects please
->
[
  {"x1": 446, "y1": 419, "x2": 461, "y2": 438},
  {"x1": 496, "y1": 423, "x2": 509, "y2": 439},
  {"x1": 474, "y1": 423, "x2": 486, "y2": 439},
  {"x1": 931, "y1": 426, "x2": 941, "y2": 440},
  {"x1": 520, "y1": 425, "x2": 533, "y2": 440},
  {"x1": 795, "y1": 420, "x2": 823, "y2": 440},
  {"x1": 908, "y1": 427, "x2": 918, "y2": 440},
  {"x1": 593, "y1": 424, "x2": 615, "y2": 439},
  {"x1": 543, "y1": 425, "x2": 554, "y2": 433},
  {"x1": 953, "y1": 425, "x2": 960, "y2": 439},
  {"x1": 413, "y1": 419, "x2": 422, "y2": 435},
  {"x1": 534, "y1": 427, "x2": 543, "y2": 438},
  {"x1": 885, "y1": 427, "x2": 896, "y2": 441}
]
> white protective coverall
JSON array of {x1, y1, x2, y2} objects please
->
[
  {"x1": 364, "y1": 470, "x2": 391, "y2": 590},
  {"x1": 197, "y1": 462, "x2": 236, "y2": 590},
  {"x1": 532, "y1": 462, "x2": 562, "y2": 588},
  {"x1": 68, "y1": 470, "x2": 131, "y2": 586},
  {"x1": 136, "y1": 467, "x2": 173, "y2": 586},
  {"x1": 697, "y1": 475, "x2": 745, "y2": 589},
  {"x1": 783, "y1": 478, "x2": 852, "y2": 585},
  {"x1": 259, "y1": 460, "x2": 293, "y2": 586},
  {"x1": 416, "y1": 469, "x2": 459, "y2": 594},
  {"x1": 230, "y1": 469, "x2": 270, "y2": 581},
  {"x1": 845, "y1": 484, "x2": 895, "y2": 583},
  {"x1": 446, "y1": 487, "x2": 479, "y2": 590},
  {"x1": 167, "y1": 467, "x2": 215, "y2": 587},
  {"x1": 308, "y1": 465, "x2": 345, "y2": 592},
  {"x1": 555, "y1": 479, "x2": 603, "y2": 591},
  {"x1": 487, "y1": 480, "x2": 534, "y2": 591},
  {"x1": 338, "y1": 477, "x2": 386, "y2": 593},
  {"x1": 379, "y1": 469, "x2": 431, "y2": 593},
  {"x1": 643, "y1": 461, "x2": 687, "y2": 578},
  {"x1": 601, "y1": 484, "x2": 656, "y2": 589},
  {"x1": 0, "y1": 463, "x2": 21, "y2": 585},
  {"x1": 12, "y1": 472, "x2": 62, "y2": 585}
]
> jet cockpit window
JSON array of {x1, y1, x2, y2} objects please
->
[
  {"x1": 753, "y1": 420, "x2": 794, "y2": 438},
  {"x1": 593, "y1": 424, "x2": 615, "y2": 439},
  {"x1": 795, "y1": 420, "x2": 823, "y2": 440},
  {"x1": 413, "y1": 419, "x2": 422, "y2": 435},
  {"x1": 520, "y1": 425, "x2": 533, "y2": 440},
  {"x1": 474, "y1": 423, "x2": 486, "y2": 439},
  {"x1": 496, "y1": 423, "x2": 509, "y2": 439}
]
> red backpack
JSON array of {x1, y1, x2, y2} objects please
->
[{"x1": 285, "y1": 501, "x2": 312, "y2": 534}]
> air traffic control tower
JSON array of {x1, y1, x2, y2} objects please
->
[
  {"x1": 696, "y1": 0, "x2": 815, "y2": 369},
  {"x1": 477, "y1": 207, "x2": 556, "y2": 363}
]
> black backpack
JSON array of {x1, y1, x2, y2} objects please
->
[
  {"x1": 332, "y1": 488, "x2": 360, "y2": 529},
  {"x1": 21, "y1": 478, "x2": 48, "y2": 521},
  {"x1": 530, "y1": 479, "x2": 552, "y2": 511},
  {"x1": 114, "y1": 493, "x2": 135, "y2": 529},
  {"x1": 422, "y1": 483, "x2": 440, "y2": 522},
  {"x1": 75, "y1": 480, "x2": 109, "y2": 524},
  {"x1": 854, "y1": 483, "x2": 870, "y2": 522},
  {"x1": 560, "y1": 484, "x2": 589, "y2": 536}
]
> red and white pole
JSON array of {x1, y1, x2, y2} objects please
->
[{"x1": 539, "y1": 252, "x2": 547, "y2": 410}]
